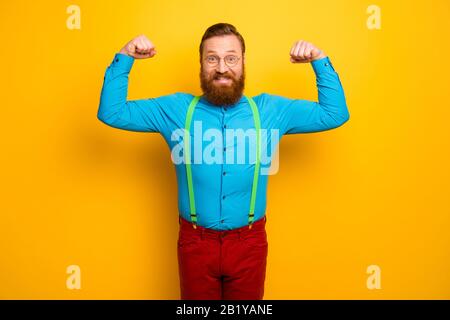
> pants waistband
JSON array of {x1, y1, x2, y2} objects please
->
[{"x1": 178, "y1": 215, "x2": 266, "y2": 239}]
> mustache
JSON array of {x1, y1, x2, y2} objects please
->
[{"x1": 213, "y1": 74, "x2": 233, "y2": 80}]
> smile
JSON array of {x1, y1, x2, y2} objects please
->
[{"x1": 214, "y1": 77, "x2": 231, "y2": 84}]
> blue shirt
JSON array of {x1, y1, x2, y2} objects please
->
[{"x1": 98, "y1": 53, "x2": 350, "y2": 230}]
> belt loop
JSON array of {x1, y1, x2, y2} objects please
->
[{"x1": 200, "y1": 227, "x2": 204, "y2": 240}]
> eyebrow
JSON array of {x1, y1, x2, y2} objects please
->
[{"x1": 206, "y1": 50, "x2": 237, "y2": 53}]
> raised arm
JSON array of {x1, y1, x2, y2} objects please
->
[
  {"x1": 97, "y1": 35, "x2": 167, "y2": 133},
  {"x1": 273, "y1": 40, "x2": 350, "y2": 135}
]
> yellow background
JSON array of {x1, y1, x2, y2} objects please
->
[{"x1": 1, "y1": 0, "x2": 449, "y2": 299}]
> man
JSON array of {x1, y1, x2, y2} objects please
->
[{"x1": 97, "y1": 23, "x2": 349, "y2": 300}]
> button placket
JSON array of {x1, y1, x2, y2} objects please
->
[
  {"x1": 220, "y1": 107, "x2": 228, "y2": 208},
  {"x1": 221, "y1": 108, "x2": 235, "y2": 196}
]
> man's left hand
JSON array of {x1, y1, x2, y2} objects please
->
[{"x1": 290, "y1": 40, "x2": 326, "y2": 63}]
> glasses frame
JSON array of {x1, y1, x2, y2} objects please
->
[{"x1": 203, "y1": 54, "x2": 241, "y2": 68}]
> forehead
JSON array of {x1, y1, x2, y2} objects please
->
[{"x1": 203, "y1": 35, "x2": 242, "y2": 55}]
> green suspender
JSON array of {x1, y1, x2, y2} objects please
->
[
  {"x1": 246, "y1": 96, "x2": 261, "y2": 229},
  {"x1": 184, "y1": 95, "x2": 261, "y2": 229},
  {"x1": 184, "y1": 95, "x2": 201, "y2": 228}
]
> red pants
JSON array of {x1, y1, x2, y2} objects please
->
[{"x1": 177, "y1": 215, "x2": 268, "y2": 300}]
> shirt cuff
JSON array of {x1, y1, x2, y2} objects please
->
[
  {"x1": 110, "y1": 53, "x2": 135, "y2": 72},
  {"x1": 311, "y1": 56, "x2": 336, "y2": 74}
]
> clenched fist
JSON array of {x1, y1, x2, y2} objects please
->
[
  {"x1": 290, "y1": 40, "x2": 326, "y2": 63},
  {"x1": 119, "y1": 35, "x2": 156, "y2": 59}
]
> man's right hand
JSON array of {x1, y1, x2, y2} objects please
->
[{"x1": 119, "y1": 35, "x2": 156, "y2": 59}]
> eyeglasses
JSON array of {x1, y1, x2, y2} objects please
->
[{"x1": 204, "y1": 54, "x2": 241, "y2": 67}]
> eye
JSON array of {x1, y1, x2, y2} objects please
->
[
  {"x1": 226, "y1": 56, "x2": 238, "y2": 64},
  {"x1": 206, "y1": 56, "x2": 218, "y2": 63}
]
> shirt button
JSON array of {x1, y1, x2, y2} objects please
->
[
  {"x1": 325, "y1": 62, "x2": 329, "y2": 66},
  {"x1": 223, "y1": 124, "x2": 227, "y2": 129},
  {"x1": 223, "y1": 171, "x2": 226, "y2": 176},
  {"x1": 115, "y1": 58, "x2": 119, "y2": 62},
  {"x1": 222, "y1": 195, "x2": 226, "y2": 200},
  {"x1": 220, "y1": 219, "x2": 224, "y2": 223},
  {"x1": 223, "y1": 147, "x2": 226, "y2": 152},
  {"x1": 223, "y1": 107, "x2": 227, "y2": 111}
]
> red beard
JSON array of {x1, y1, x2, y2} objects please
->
[{"x1": 200, "y1": 65, "x2": 245, "y2": 106}]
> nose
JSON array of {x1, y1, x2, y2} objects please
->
[{"x1": 217, "y1": 58, "x2": 228, "y2": 73}]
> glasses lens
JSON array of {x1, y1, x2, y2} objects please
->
[
  {"x1": 225, "y1": 56, "x2": 238, "y2": 66},
  {"x1": 205, "y1": 56, "x2": 216, "y2": 66}
]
